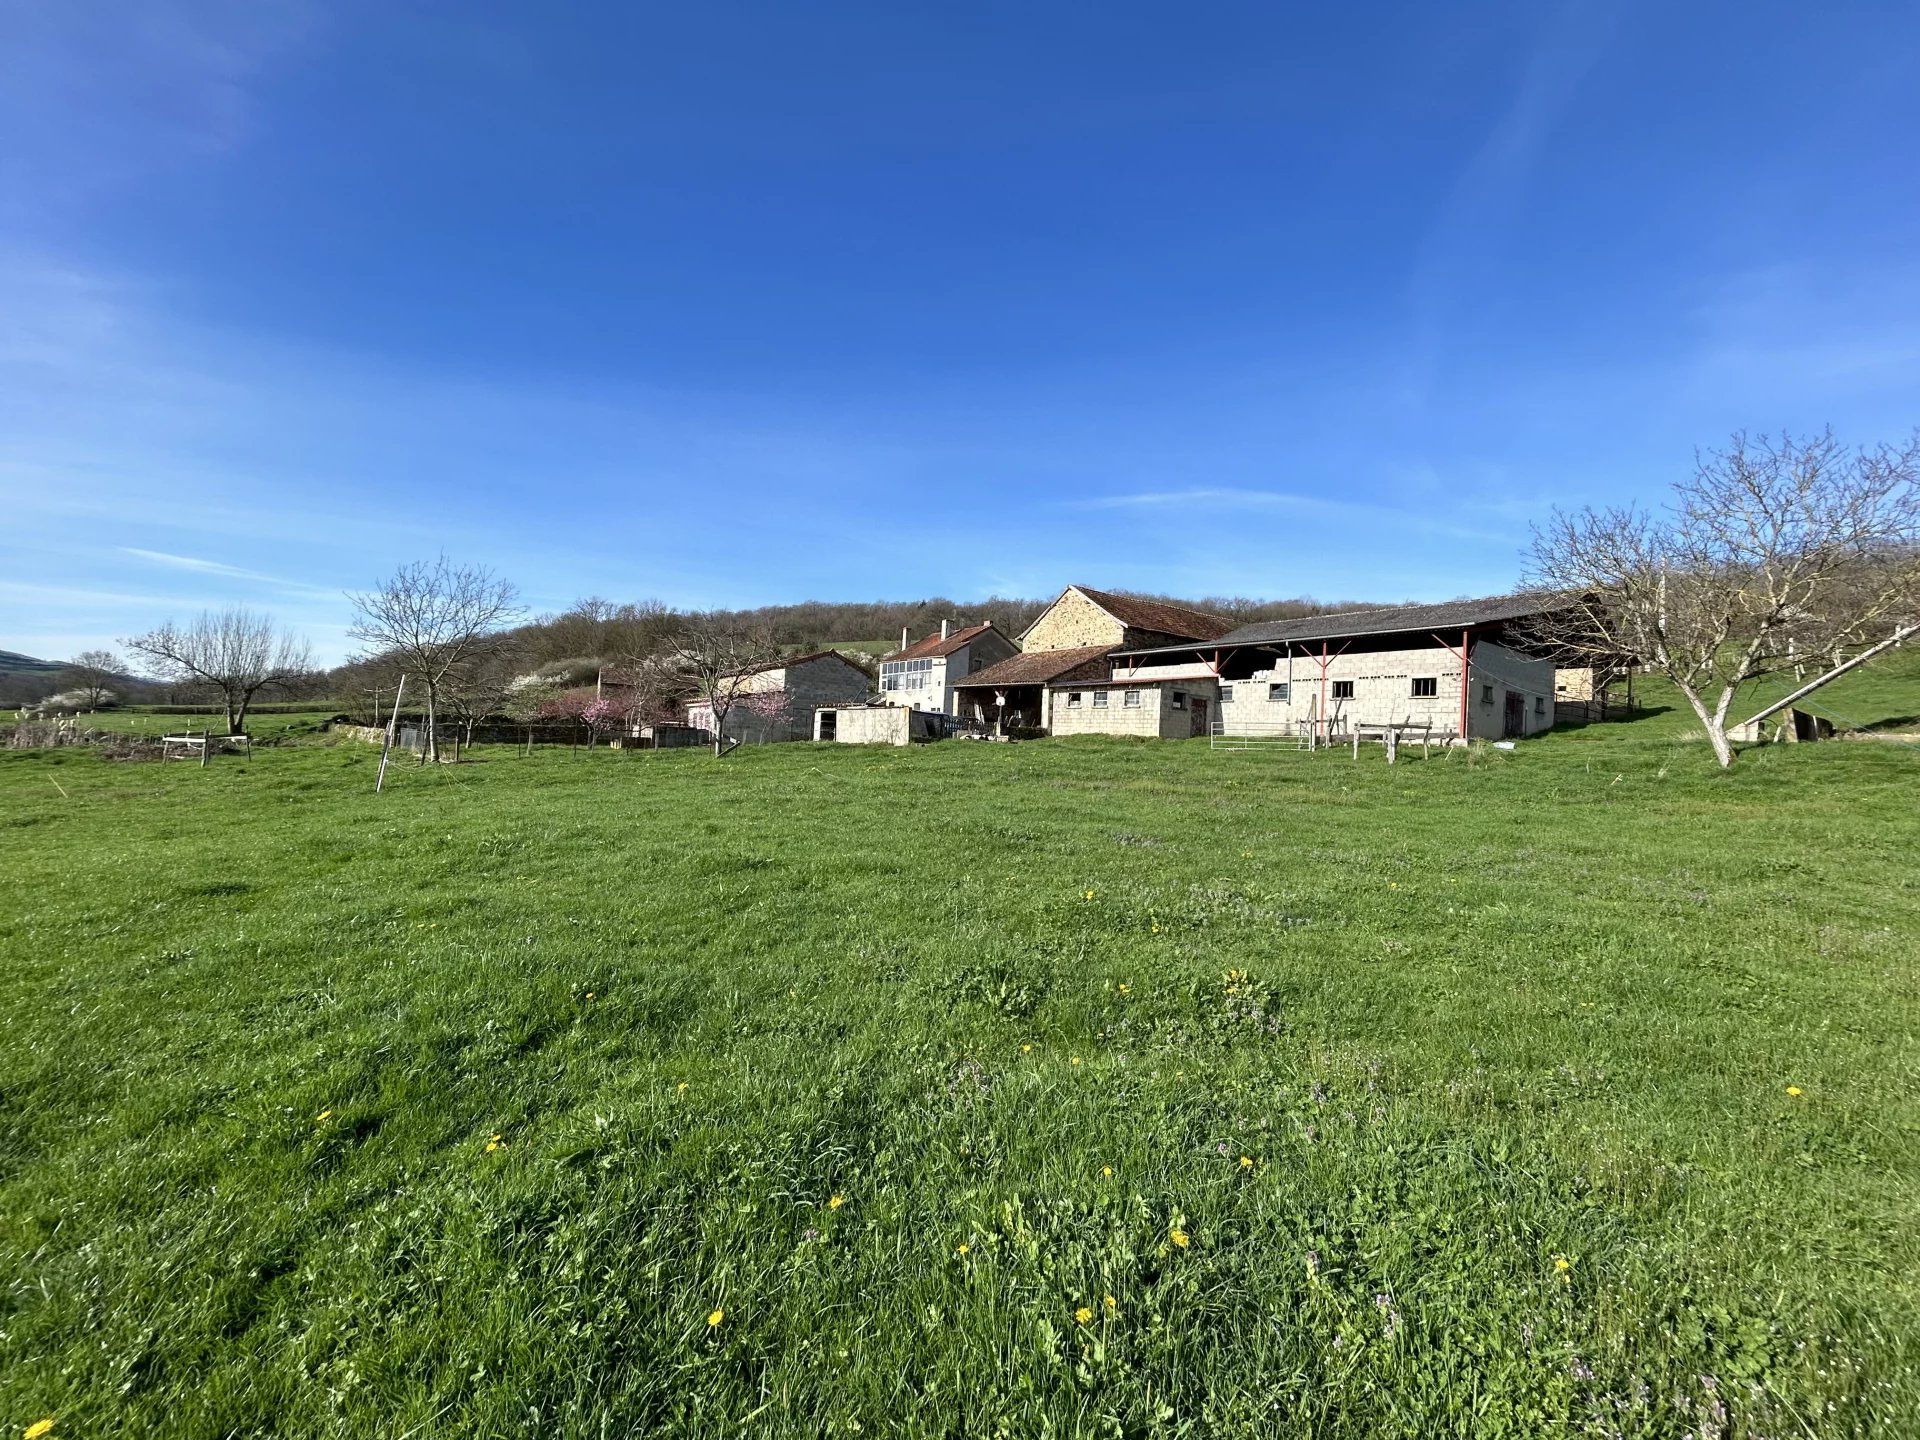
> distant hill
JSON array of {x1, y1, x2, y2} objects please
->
[{"x1": 0, "y1": 650, "x2": 63, "y2": 679}]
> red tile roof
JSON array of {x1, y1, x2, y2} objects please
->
[
  {"x1": 951, "y1": 644, "x2": 1115, "y2": 689},
  {"x1": 881, "y1": 622, "x2": 997, "y2": 664}
]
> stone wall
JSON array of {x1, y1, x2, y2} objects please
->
[
  {"x1": 1021, "y1": 589, "x2": 1126, "y2": 653},
  {"x1": 780, "y1": 656, "x2": 873, "y2": 736},
  {"x1": 697, "y1": 654, "x2": 873, "y2": 743}
]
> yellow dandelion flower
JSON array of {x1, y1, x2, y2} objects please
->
[
  {"x1": 484, "y1": 1134, "x2": 505, "y2": 1153},
  {"x1": 316, "y1": 1109, "x2": 333, "y2": 1123},
  {"x1": 1169, "y1": 1227, "x2": 1190, "y2": 1249},
  {"x1": 1083, "y1": 889, "x2": 1095, "y2": 901},
  {"x1": 1103, "y1": 1294, "x2": 1116, "y2": 1311},
  {"x1": 1786, "y1": 1085, "x2": 1803, "y2": 1097},
  {"x1": 1070, "y1": 1056, "x2": 1082, "y2": 1066},
  {"x1": 955, "y1": 1243, "x2": 969, "y2": 1255},
  {"x1": 675, "y1": 1082, "x2": 689, "y2": 1094},
  {"x1": 1021, "y1": 1043, "x2": 1033, "y2": 1053},
  {"x1": 706, "y1": 1307, "x2": 724, "y2": 1328},
  {"x1": 1074, "y1": 1305, "x2": 1093, "y2": 1325},
  {"x1": 585, "y1": 991, "x2": 595, "y2": 1000},
  {"x1": 26, "y1": 1421, "x2": 56, "y2": 1440},
  {"x1": 828, "y1": 1194, "x2": 846, "y2": 1210},
  {"x1": 1239, "y1": 1155, "x2": 1255, "y2": 1169},
  {"x1": 1101, "y1": 1165, "x2": 1113, "y2": 1178},
  {"x1": 1151, "y1": 924, "x2": 1161, "y2": 934}
]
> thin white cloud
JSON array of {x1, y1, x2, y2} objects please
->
[
  {"x1": 116, "y1": 546, "x2": 343, "y2": 601},
  {"x1": 0, "y1": 2, "x2": 320, "y2": 222},
  {"x1": 118, "y1": 547, "x2": 282, "y2": 582},
  {"x1": 1401, "y1": 4, "x2": 1615, "y2": 404}
]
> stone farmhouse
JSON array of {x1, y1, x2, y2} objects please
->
[
  {"x1": 950, "y1": 585, "x2": 1235, "y2": 732},
  {"x1": 1100, "y1": 594, "x2": 1563, "y2": 742},
  {"x1": 877, "y1": 621, "x2": 1019, "y2": 714},
  {"x1": 685, "y1": 649, "x2": 872, "y2": 745}
]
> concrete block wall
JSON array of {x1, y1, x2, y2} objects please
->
[
  {"x1": 1049, "y1": 679, "x2": 1219, "y2": 738},
  {"x1": 1217, "y1": 640, "x2": 1554, "y2": 739},
  {"x1": 819, "y1": 707, "x2": 911, "y2": 745}
]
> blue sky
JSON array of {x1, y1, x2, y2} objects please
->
[{"x1": 3, "y1": 2, "x2": 1917, "y2": 665}]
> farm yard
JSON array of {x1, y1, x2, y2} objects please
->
[{"x1": 3, "y1": 671, "x2": 1918, "y2": 1439}]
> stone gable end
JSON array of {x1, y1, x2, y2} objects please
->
[{"x1": 1022, "y1": 589, "x2": 1126, "y2": 653}]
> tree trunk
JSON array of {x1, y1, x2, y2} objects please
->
[
  {"x1": 1673, "y1": 681, "x2": 1736, "y2": 768},
  {"x1": 424, "y1": 682, "x2": 439, "y2": 762},
  {"x1": 225, "y1": 691, "x2": 243, "y2": 735}
]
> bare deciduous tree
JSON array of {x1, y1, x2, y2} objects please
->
[
  {"x1": 1526, "y1": 429, "x2": 1920, "y2": 767},
  {"x1": 440, "y1": 650, "x2": 526, "y2": 750},
  {"x1": 58, "y1": 649, "x2": 123, "y2": 710},
  {"x1": 349, "y1": 557, "x2": 523, "y2": 762},
  {"x1": 123, "y1": 609, "x2": 312, "y2": 734},
  {"x1": 667, "y1": 615, "x2": 785, "y2": 756}
]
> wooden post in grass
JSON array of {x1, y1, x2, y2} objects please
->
[{"x1": 376, "y1": 675, "x2": 407, "y2": 793}]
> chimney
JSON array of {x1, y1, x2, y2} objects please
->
[
  {"x1": 901, "y1": 625, "x2": 909, "y2": 650},
  {"x1": 940, "y1": 619, "x2": 951, "y2": 641}
]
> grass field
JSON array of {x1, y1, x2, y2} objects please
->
[{"x1": 3, "y1": 664, "x2": 1918, "y2": 1437}]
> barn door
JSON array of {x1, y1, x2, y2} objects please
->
[
  {"x1": 1503, "y1": 690, "x2": 1524, "y2": 738},
  {"x1": 1189, "y1": 696, "x2": 1209, "y2": 737}
]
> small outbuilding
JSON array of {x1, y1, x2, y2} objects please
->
[{"x1": 813, "y1": 704, "x2": 948, "y2": 746}]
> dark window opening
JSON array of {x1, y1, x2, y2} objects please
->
[
  {"x1": 1411, "y1": 677, "x2": 1438, "y2": 698},
  {"x1": 1331, "y1": 680, "x2": 1354, "y2": 700}
]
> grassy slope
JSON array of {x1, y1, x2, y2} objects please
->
[
  {"x1": 73, "y1": 709, "x2": 346, "y2": 741},
  {"x1": 2, "y1": 675, "x2": 1917, "y2": 1438}
]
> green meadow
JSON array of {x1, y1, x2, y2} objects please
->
[{"x1": 2, "y1": 666, "x2": 1917, "y2": 1438}]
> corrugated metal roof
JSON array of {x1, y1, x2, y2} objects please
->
[{"x1": 1117, "y1": 594, "x2": 1559, "y2": 655}]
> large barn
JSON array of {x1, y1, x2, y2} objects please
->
[{"x1": 1107, "y1": 595, "x2": 1565, "y2": 742}]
